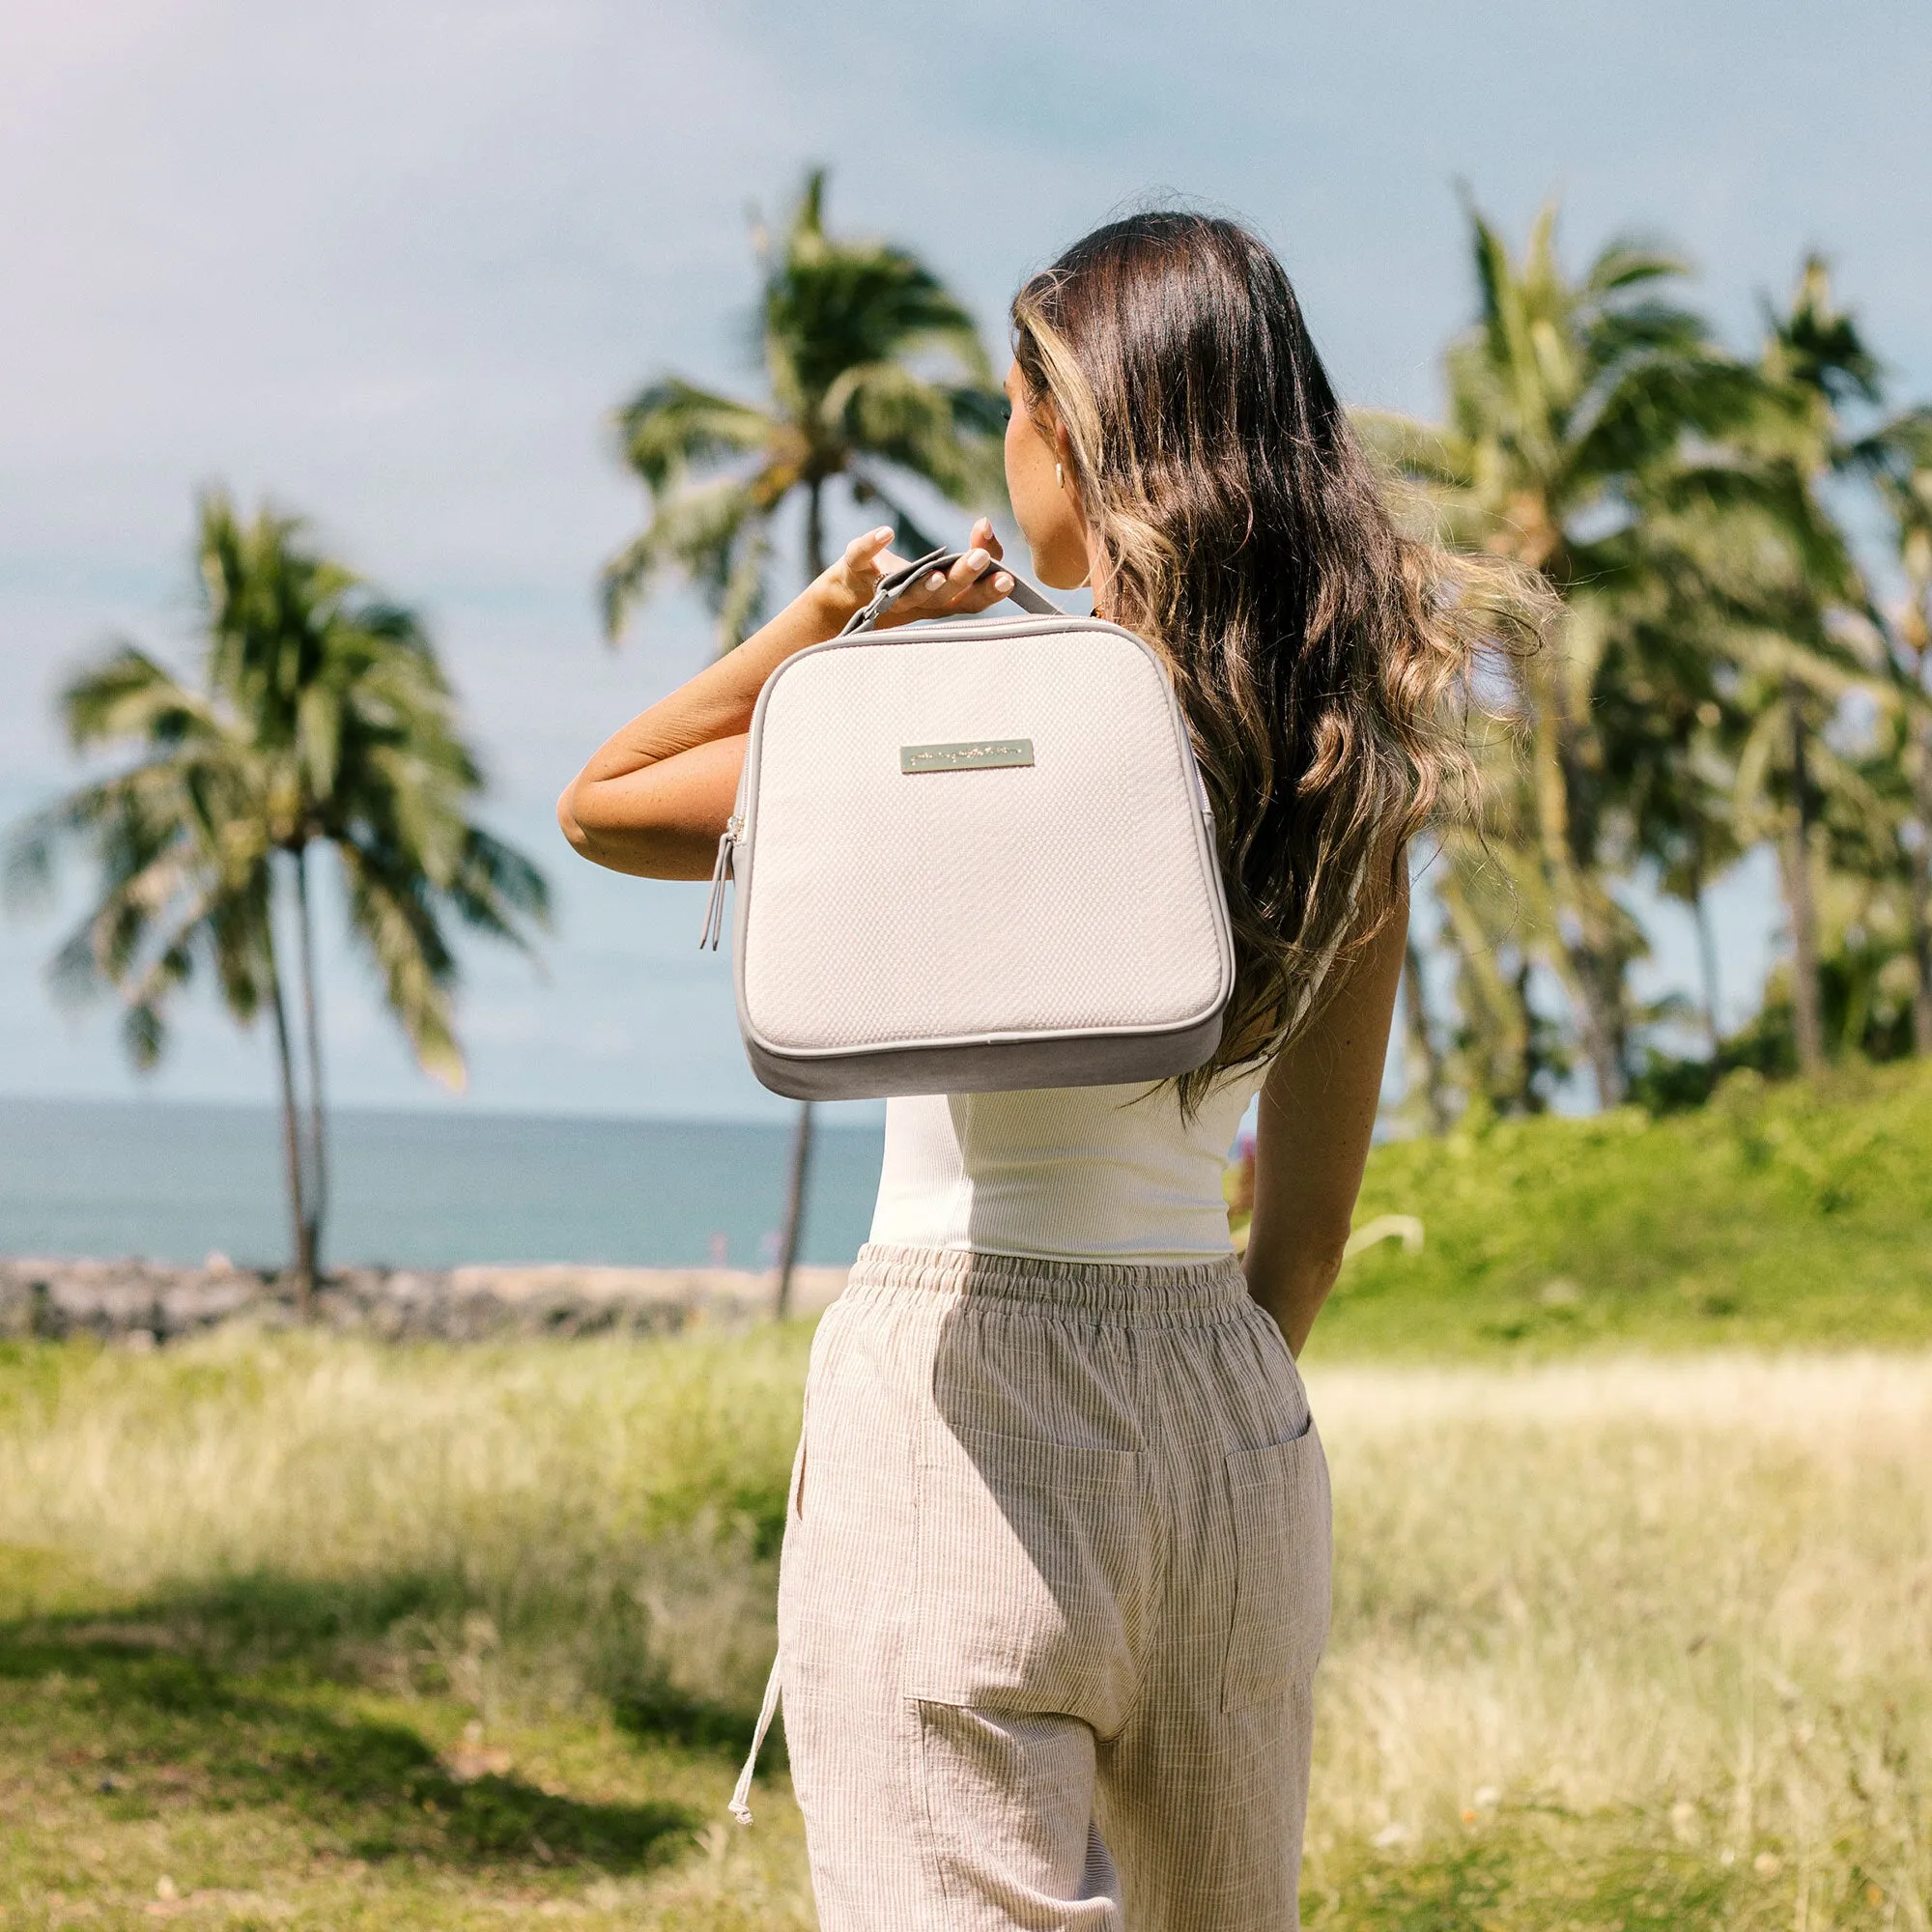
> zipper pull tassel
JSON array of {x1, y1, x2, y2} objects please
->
[{"x1": 698, "y1": 819, "x2": 738, "y2": 951}]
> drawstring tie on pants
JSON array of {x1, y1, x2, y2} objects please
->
[{"x1": 728, "y1": 1653, "x2": 783, "y2": 1824}]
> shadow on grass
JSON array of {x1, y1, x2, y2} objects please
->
[
  {"x1": 176, "y1": 1569, "x2": 782, "y2": 1768},
  {"x1": 610, "y1": 1673, "x2": 777, "y2": 1762},
  {"x1": 0, "y1": 1607, "x2": 695, "y2": 1874},
  {"x1": 29, "y1": 1565, "x2": 775, "y2": 1756}
]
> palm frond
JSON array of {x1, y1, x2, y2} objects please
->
[
  {"x1": 599, "y1": 474, "x2": 772, "y2": 645},
  {"x1": 1567, "y1": 354, "x2": 1767, "y2": 488},
  {"x1": 446, "y1": 827, "x2": 553, "y2": 951},
  {"x1": 1581, "y1": 300, "x2": 1714, "y2": 378},
  {"x1": 822, "y1": 362, "x2": 1002, "y2": 503},
  {"x1": 713, "y1": 521, "x2": 773, "y2": 651},
  {"x1": 1583, "y1": 238, "x2": 1690, "y2": 296},
  {"x1": 62, "y1": 646, "x2": 220, "y2": 753},
  {"x1": 615, "y1": 380, "x2": 777, "y2": 494},
  {"x1": 847, "y1": 471, "x2": 942, "y2": 557},
  {"x1": 1767, "y1": 255, "x2": 1884, "y2": 408},
  {"x1": 765, "y1": 171, "x2": 994, "y2": 404},
  {"x1": 1848, "y1": 404, "x2": 1932, "y2": 486},
  {"x1": 335, "y1": 838, "x2": 465, "y2": 1090}
]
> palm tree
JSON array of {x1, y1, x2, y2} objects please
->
[
  {"x1": 1709, "y1": 260, "x2": 1932, "y2": 1073},
  {"x1": 1360, "y1": 198, "x2": 1763, "y2": 1107},
  {"x1": 6, "y1": 493, "x2": 550, "y2": 1311},
  {"x1": 1430, "y1": 808, "x2": 1572, "y2": 1117},
  {"x1": 1596, "y1": 574, "x2": 1747, "y2": 1054},
  {"x1": 600, "y1": 168, "x2": 1007, "y2": 1315},
  {"x1": 601, "y1": 167, "x2": 1005, "y2": 647},
  {"x1": 1747, "y1": 261, "x2": 1884, "y2": 1071},
  {"x1": 1868, "y1": 421, "x2": 1932, "y2": 1050}
]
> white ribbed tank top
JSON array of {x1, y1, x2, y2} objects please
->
[{"x1": 867, "y1": 1069, "x2": 1266, "y2": 1264}]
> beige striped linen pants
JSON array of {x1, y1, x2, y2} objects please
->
[{"x1": 766, "y1": 1241, "x2": 1332, "y2": 1931}]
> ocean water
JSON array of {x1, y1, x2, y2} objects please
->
[{"x1": 0, "y1": 1097, "x2": 887, "y2": 1269}]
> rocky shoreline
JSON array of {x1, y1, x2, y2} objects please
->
[{"x1": 0, "y1": 1255, "x2": 850, "y2": 1346}]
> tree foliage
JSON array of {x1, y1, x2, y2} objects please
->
[
  {"x1": 7, "y1": 494, "x2": 550, "y2": 1301},
  {"x1": 602, "y1": 167, "x2": 1007, "y2": 646},
  {"x1": 1378, "y1": 207, "x2": 1932, "y2": 1122}
]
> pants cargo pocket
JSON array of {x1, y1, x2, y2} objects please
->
[
  {"x1": 1221, "y1": 1419, "x2": 1332, "y2": 1712},
  {"x1": 907, "y1": 1422, "x2": 1147, "y2": 1734}
]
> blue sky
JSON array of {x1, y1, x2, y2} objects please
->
[{"x1": 2, "y1": 0, "x2": 1927, "y2": 1121}]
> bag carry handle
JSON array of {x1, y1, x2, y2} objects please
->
[{"x1": 838, "y1": 548, "x2": 1061, "y2": 636}]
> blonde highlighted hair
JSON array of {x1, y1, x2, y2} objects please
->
[{"x1": 1010, "y1": 212, "x2": 1537, "y2": 1111}]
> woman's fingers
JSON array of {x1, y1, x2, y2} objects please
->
[
  {"x1": 950, "y1": 540, "x2": 1014, "y2": 611},
  {"x1": 944, "y1": 544, "x2": 1019, "y2": 612},
  {"x1": 897, "y1": 546, "x2": 1000, "y2": 615},
  {"x1": 952, "y1": 522, "x2": 1009, "y2": 610},
  {"x1": 867, "y1": 524, "x2": 1014, "y2": 625},
  {"x1": 977, "y1": 567, "x2": 1016, "y2": 607},
  {"x1": 846, "y1": 526, "x2": 896, "y2": 571},
  {"x1": 953, "y1": 554, "x2": 1014, "y2": 611},
  {"x1": 944, "y1": 548, "x2": 990, "y2": 597},
  {"x1": 830, "y1": 526, "x2": 899, "y2": 606}
]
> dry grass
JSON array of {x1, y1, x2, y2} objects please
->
[
  {"x1": 1, "y1": 1333, "x2": 1928, "y2": 1928},
  {"x1": 1304, "y1": 1353, "x2": 1932, "y2": 1927}
]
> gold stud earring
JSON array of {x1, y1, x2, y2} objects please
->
[{"x1": 1055, "y1": 461, "x2": 1065, "y2": 491}]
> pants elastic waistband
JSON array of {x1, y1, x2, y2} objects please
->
[{"x1": 843, "y1": 1242, "x2": 1253, "y2": 1322}]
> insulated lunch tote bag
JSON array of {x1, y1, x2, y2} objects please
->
[{"x1": 698, "y1": 550, "x2": 1236, "y2": 1100}]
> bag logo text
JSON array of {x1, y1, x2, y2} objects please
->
[{"x1": 899, "y1": 739, "x2": 1035, "y2": 775}]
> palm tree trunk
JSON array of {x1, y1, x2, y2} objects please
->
[
  {"x1": 1690, "y1": 862, "x2": 1723, "y2": 1055},
  {"x1": 1512, "y1": 956, "x2": 1540, "y2": 1115},
  {"x1": 1693, "y1": 893, "x2": 1723, "y2": 1056},
  {"x1": 1526, "y1": 683, "x2": 1625, "y2": 1108},
  {"x1": 773, "y1": 1106, "x2": 814, "y2": 1321},
  {"x1": 1901, "y1": 718, "x2": 1932, "y2": 1058},
  {"x1": 265, "y1": 937, "x2": 315, "y2": 1318},
  {"x1": 1909, "y1": 789, "x2": 1932, "y2": 1061},
  {"x1": 294, "y1": 845, "x2": 328, "y2": 1284},
  {"x1": 1910, "y1": 885, "x2": 1932, "y2": 1059},
  {"x1": 774, "y1": 480, "x2": 829, "y2": 1321},
  {"x1": 1783, "y1": 683, "x2": 1826, "y2": 1077},
  {"x1": 804, "y1": 477, "x2": 826, "y2": 586},
  {"x1": 1912, "y1": 651, "x2": 1932, "y2": 1058},
  {"x1": 1401, "y1": 937, "x2": 1450, "y2": 1132},
  {"x1": 1435, "y1": 862, "x2": 1524, "y2": 1113}
]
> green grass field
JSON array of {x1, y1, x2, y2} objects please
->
[
  {"x1": 1318, "y1": 1061, "x2": 1932, "y2": 1357},
  {"x1": 3, "y1": 1065, "x2": 1930, "y2": 1928}
]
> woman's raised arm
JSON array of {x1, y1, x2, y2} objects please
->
[{"x1": 558, "y1": 522, "x2": 1011, "y2": 879}]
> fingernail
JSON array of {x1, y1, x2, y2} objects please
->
[
  {"x1": 994, "y1": 574, "x2": 1012, "y2": 591},
  {"x1": 874, "y1": 526, "x2": 894, "y2": 542},
  {"x1": 928, "y1": 571, "x2": 946, "y2": 586},
  {"x1": 965, "y1": 549, "x2": 988, "y2": 569}
]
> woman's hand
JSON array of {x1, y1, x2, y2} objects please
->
[
  {"x1": 820, "y1": 518, "x2": 1014, "y2": 630},
  {"x1": 560, "y1": 516, "x2": 1018, "y2": 881}
]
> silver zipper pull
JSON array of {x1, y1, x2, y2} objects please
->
[{"x1": 698, "y1": 817, "x2": 740, "y2": 951}]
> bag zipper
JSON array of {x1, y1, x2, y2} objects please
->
[{"x1": 698, "y1": 814, "x2": 742, "y2": 951}]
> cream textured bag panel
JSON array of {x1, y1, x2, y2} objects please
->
[{"x1": 740, "y1": 625, "x2": 1226, "y2": 1054}]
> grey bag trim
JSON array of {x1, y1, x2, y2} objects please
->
[
  {"x1": 838, "y1": 549, "x2": 1061, "y2": 635},
  {"x1": 745, "y1": 1009, "x2": 1229, "y2": 1102}
]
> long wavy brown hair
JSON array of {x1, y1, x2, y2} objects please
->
[{"x1": 1010, "y1": 211, "x2": 1537, "y2": 1111}]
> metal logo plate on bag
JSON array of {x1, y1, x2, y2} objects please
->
[{"x1": 899, "y1": 738, "x2": 1035, "y2": 775}]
